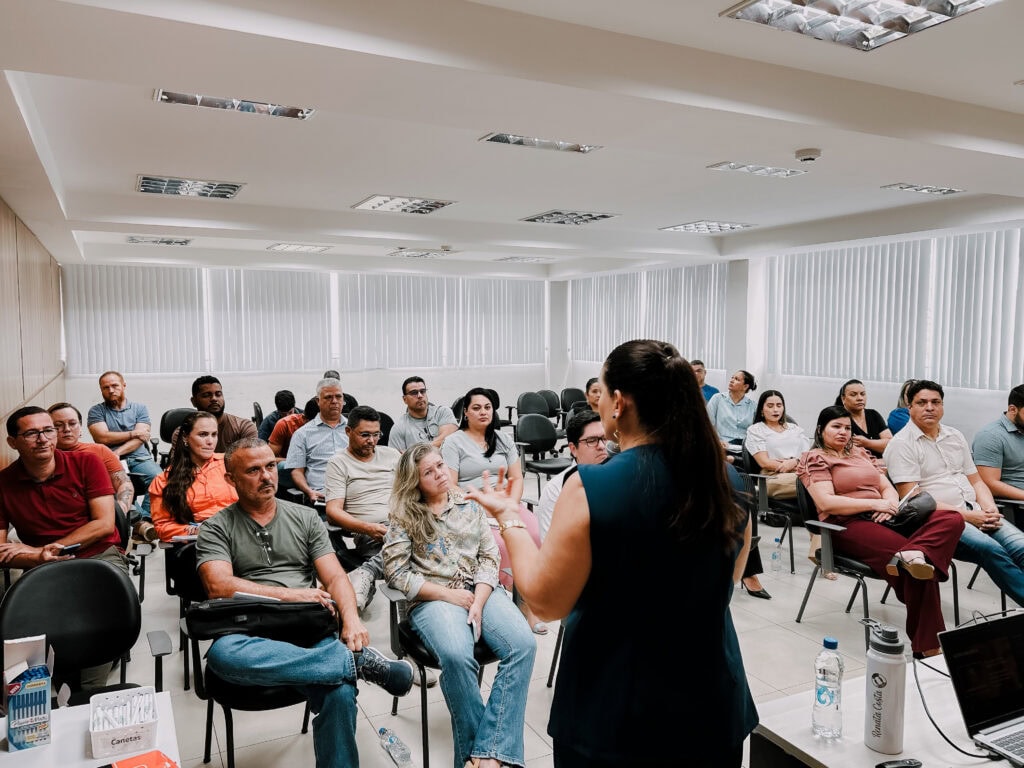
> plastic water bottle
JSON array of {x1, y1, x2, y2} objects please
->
[
  {"x1": 379, "y1": 726, "x2": 413, "y2": 767},
  {"x1": 769, "y1": 538, "x2": 782, "y2": 573},
  {"x1": 812, "y1": 637, "x2": 843, "y2": 738},
  {"x1": 863, "y1": 622, "x2": 906, "y2": 754}
]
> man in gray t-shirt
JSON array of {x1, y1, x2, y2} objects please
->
[
  {"x1": 196, "y1": 438, "x2": 412, "y2": 768},
  {"x1": 972, "y1": 384, "x2": 1024, "y2": 503},
  {"x1": 389, "y1": 376, "x2": 458, "y2": 452}
]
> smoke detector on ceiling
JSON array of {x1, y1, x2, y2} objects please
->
[{"x1": 795, "y1": 148, "x2": 821, "y2": 163}]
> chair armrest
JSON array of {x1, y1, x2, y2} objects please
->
[
  {"x1": 995, "y1": 498, "x2": 1024, "y2": 525},
  {"x1": 805, "y1": 520, "x2": 846, "y2": 573},
  {"x1": 377, "y1": 582, "x2": 405, "y2": 603},
  {"x1": 146, "y1": 629, "x2": 173, "y2": 693}
]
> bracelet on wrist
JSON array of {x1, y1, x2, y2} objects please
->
[{"x1": 498, "y1": 518, "x2": 526, "y2": 534}]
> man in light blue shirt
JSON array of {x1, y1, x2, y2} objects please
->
[
  {"x1": 973, "y1": 384, "x2": 1024, "y2": 503},
  {"x1": 285, "y1": 378, "x2": 348, "y2": 503}
]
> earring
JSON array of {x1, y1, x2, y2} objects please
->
[
  {"x1": 613, "y1": 429, "x2": 621, "y2": 442},
  {"x1": 613, "y1": 410, "x2": 619, "y2": 419}
]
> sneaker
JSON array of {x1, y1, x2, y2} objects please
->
[
  {"x1": 133, "y1": 520, "x2": 159, "y2": 544},
  {"x1": 357, "y1": 647, "x2": 414, "y2": 697},
  {"x1": 348, "y1": 568, "x2": 376, "y2": 612},
  {"x1": 413, "y1": 667, "x2": 438, "y2": 688}
]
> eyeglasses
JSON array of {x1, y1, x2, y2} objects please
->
[
  {"x1": 404, "y1": 388, "x2": 427, "y2": 397},
  {"x1": 53, "y1": 421, "x2": 80, "y2": 432},
  {"x1": 254, "y1": 529, "x2": 273, "y2": 566},
  {"x1": 356, "y1": 431, "x2": 383, "y2": 440},
  {"x1": 18, "y1": 428, "x2": 58, "y2": 441},
  {"x1": 577, "y1": 436, "x2": 607, "y2": 448}
]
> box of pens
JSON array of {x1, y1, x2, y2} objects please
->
[
  {"x1": 3, "y1": 635, "x2": 52, "y2": 751},
  {"x1": 89, "y1": 686, "x2": 157, "y2": 759}
]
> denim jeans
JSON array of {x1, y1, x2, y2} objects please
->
[
  {"x1": 206, "y1": 635, "x2": 359, "y2": 768},
  {"x1": 955, "y1": 517, "x2": 1024, "y2": 606},
  {"x1": 126, "y1": 456, "x2": 161, "y2": 521},
  {"x1": 410, "y1": 587, "x2": 536, "y2": 768}
]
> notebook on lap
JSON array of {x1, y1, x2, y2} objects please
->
[{"x1": 938, "y1": 612, "x2": 1024, "y2": 767}]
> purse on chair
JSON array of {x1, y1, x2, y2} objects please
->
[{"x1": 186, "y1": 597, "x2": 338, "y2": 647}]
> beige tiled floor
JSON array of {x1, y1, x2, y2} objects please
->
[{"x1": 120, "y1": 520, "x2": 1013, "y2": 768}]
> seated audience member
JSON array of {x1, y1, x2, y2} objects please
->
[
  {"x1": 258, "y1": 389, "x2": 298, "y2": 441},
  {"x1": 197, "y1": 438, "x2": 413, "y2": 768},
  {"x1": 323, "y1": 369, "x2": 341, "y2": 380},
  {"x1": 383, "y1": 443, "x2": 535, "y2": 768},
  {"x1": 691, "y1": 360, "x2": 719, "y2": 402},
  {"x1": 189, "y1": 375, "x2": 257, "y2": 451},
  {"x1": 836, "y1": 379, "x2": 892, "y2": 458},
  {"x1": 887, "y1": 379, "x2": 917, "y2": 435},
  {"x1": 86, "y1": 370, "x2": 159, "y2": 541},
  {"x1": 286, "y1": 378, "x2": 349, "y2": 503},
  {"x1": 49, "y1": 402, "x2": 136, "y2": 528},
  {"x1": 584, "y1": 377, "x2": 602, "y2": 411},
  {"x1": 536, "y1": 410, "x2": 607, "y2": 540},
  {"x1": 324, "y1": 406, "x2": 400, "y2": 612},
  {"x1": 707, "y1": 370, "x2": 757, "y2": 458},
  {"x1": 149, "y1": 411, "x2": 238, "y2": 542},
  {"x1": 270, "y1": 397, "x2": 318, "y2": 460},
  {"x1": 972, "y1": 384, "x2": 1024, "y2": 503},
  {"x1": 800, "y1": 405, "x2": 964, "y2": 656},
  {"x1": 389, "y1": 376, "x2": 458, "y2": 451},
  {"x1": 441, "y1": 387, "x2": 547, "y2": 635},
  {"x1": 884, "y1": 380, "x2": 1024, "y2": 607}
]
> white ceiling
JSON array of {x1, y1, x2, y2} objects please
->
[{"x1": 1, "y1": 0, "x2": 1023, "y2": 279}]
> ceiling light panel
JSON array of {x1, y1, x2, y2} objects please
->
[
  {"x1": 481, "y1": 133, "x2": 602, "y2": 154},
  {"x1": 494, "y1": 256, "x2": 555, "y2": 263},
  {"x1": 522, "y1": 210, "x2": 617, "y2": 225},
  {"x1": 387, "y1": 248, "x2": 446, "y2": 259},
  {"x1": 881, "y1": 182, "x2": 965, "y2": 195},
  {"x1": 267, "y1": 243, "x2": 332, "y2": 253},
  {"x1": 708, "y1": 161, "x2": 807, "y2": 178},
  {"x1": 353, "y1": 195, "x2": 454, "y2": 215},
  {"x1": 137, "y1": 175, "x2": 243, "y2": 199},
  {"x1": 661, "y1": 220, "x2": 754, "y2": 233},
  {"x1": 156, "y1": 89, "x2": 315, "y2": 120},
  {"x1": 721, "y1": 0, "x2": 1000, "y2": 51},
  {"x1": 126, "y1": 236, "x2": 192, "y2": 246}
]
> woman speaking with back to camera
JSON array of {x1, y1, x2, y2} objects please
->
[{"x1": 465, "y1": 339, "x2": 757, "y2": 767}]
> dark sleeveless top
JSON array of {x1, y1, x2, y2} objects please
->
[
  {"x1": 547, "y1": 444, "x2": 757, "y2": 761},
  {"x1": 850, "y1": 408, "x2": 889, "y2": 457}
]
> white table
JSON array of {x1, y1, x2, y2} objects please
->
[
  {"x1": 750, "y1": 658, "x2": 1012, "y2": 767},
  {"x1": 2, "y1": 691, "x2": 180, "y2": 767}
]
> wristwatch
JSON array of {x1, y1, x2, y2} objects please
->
[{"x1": 497, "y1": 518, "x2": 526, "y2": 534}]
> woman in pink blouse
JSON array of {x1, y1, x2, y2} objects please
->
[{"x1": 797, "y1": 405, "x2": 964, "y2": 657}]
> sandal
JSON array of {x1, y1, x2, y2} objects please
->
[
  {"x1": 885, "y1": 550, "x2": 934, "y2": 580},
  {"x1": 821, "y1": 571, "x2": 838, "y2": 581}
]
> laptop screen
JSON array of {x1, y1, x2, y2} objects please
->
[{"x1": 939, "y1": 613, "x2": 1024, "y2": 735}]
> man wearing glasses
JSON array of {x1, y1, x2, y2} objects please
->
[
  {"x1": 0, "y1": 406, "x2": 123, "y2": 572},
  {"x1": 536, "y1": 410, "x2": 608, "y2": 540},
  {"x1": 388, "y1": 376, "x2": 458, "y2": 452},
  {"x1": 324, "y1": 406, "x2": 399, "y2": 613},
  {"x1": 197, "y1": 437, "x2": 413, "y2": 768}
]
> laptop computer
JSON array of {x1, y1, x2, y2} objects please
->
[{"x1": 938, "y1": 612, "x2": 1024, "y2": 767}]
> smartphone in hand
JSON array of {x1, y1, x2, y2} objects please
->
[{"x1": 59, "y1": 543, "x2": 82, "y2": 554}]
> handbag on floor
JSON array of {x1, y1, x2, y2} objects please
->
[{"x1": 186, "y1": 597, "x2": 338, "y2": 647}]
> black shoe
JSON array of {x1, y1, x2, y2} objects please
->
[
  {"x1": 742, "y1": 582, "x2": 772, "y2": 600},
  {"x1": 357, "y1": 647, "x2": 414, "y2": 697}
]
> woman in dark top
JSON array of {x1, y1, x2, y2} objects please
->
[
  {"x1": 466, "y1": 339, "x2": 756, "y2": 767},
  {"x1": 835, "y1": 379, "x2": 892, "y2": 458}
]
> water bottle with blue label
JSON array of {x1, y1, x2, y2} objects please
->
[{"x1": 812, "y1": 636, "x2": 843, "y2": 738}]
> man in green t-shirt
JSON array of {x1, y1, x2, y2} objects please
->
[{"x1": 196, "y1": 438, "x2": 413, "y2": 768}]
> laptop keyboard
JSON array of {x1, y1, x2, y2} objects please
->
[{"x1": 991, "y1": 731, "x2": 1024, "y2": 756}]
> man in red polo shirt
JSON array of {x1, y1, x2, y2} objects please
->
[{"x1": 0, "y1": 406, "x2": 123, "y2": 573}]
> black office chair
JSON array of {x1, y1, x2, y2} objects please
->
[
  {"x1": 741, "y1": 446, "x2": 800, "y2": 573},
  {"x1": 515, "y1": 413, "x2": 573, "y2": 496},
  {"x1": 379, "y1": 583, "x2": 498, "y2": 768},
  {"x1": 377, "y1": 410, "x2": 395, "y2": 447},
  {"x1": 158, "y1": 407, "x2": 197, "y2": 467},
  {"x1": 451, "y1": 396, "x2": 465, "y2": 424},
  {"x1": 115, "y1": 500, "x2": 152, "y2": 602},
  {"x1": 559, "y1": 388, "x2": 586, "y2": 428},
  {"x1": 252, "y1": 401, "x2": 264, "y2": 425},
  {"x1": 512, "y1": 391, "x2": 549, "y2": 440},
  {"x1": 163, "y1": 542, "x2": 208, "y2": 691},
  {"x1": 342, "y1": 392, "x2": 358, "y2": 415},
  {"x1": 0, "y1": 559, "x2": 170, "y2": 705}
]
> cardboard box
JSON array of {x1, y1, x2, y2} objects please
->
[{"x1": 3, "y1": 635, "x2": 52, "y2": 751}]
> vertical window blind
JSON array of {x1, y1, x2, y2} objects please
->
[
  {"x1": 62, "y1": 265, "x2": 545, "y2": 375},
  {"x1": 569, "y1": 263, "x2": 727, "y2": 366}
]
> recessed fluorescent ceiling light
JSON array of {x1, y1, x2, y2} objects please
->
[
  {"x1": 882, "y1": 182, "x2": 964, "y2": 195},
  {"x1": 267, "y1": 243, "x2": 332, "y2": 253},
  {"x1": 137, "y1": 175, "x2": 243, "y2": 198},
  {"x1": 481, "y1": 133, "x2": 601, "y2": 154},
  {"x1": 126, "y1": 236, "x2": 192, "y2": 246},
  {"x1": 353, "y1": 195, "x2": 454, "y2": 215},
  {"x1": 388, "y1": 248, "x2": 445, "y2": 259},
  {"x1": 721, "y1": 0, "x2": 1000, "y2": 51},
  {"x1": 156, "y1": 89, "x2": 315, "y2": 120},
  {"x1": 494, "y1": 256, "x2": 555, "y2": 263},
  {"x1": 708, "y1": 161, "x2": 807, "y2": 178},
  {"x1": 522, "y1": 210, "x2": 616, "y2": 225},
  {"x1": 661, "y1": 220, "x2": 754, "y2": 233}
]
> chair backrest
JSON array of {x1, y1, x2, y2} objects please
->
[
  {"x1": 164, "y1": 543, "x2": 208, "y2": 605},
  {"x1": 516, "y1": 391, "x2": 549, "y2": 417},
  {"x1": 796, "y1": 478, "x2": 817, "y2": 524},
  {"x1": 0, "y1": 559, "x2": 141, "y2": 683},
  {"x1": 377, "y1": 410, "x2": 395, "y2": 447},
  {"x1": 741, "y1": 445, "x2": 759, "y2": 475},
  {"x1": 160, "y1": 407, "x2": 197, "y2": 444},
  {"x1": 451, "y1": 396, "x2": 465, "y2": 423},
  {"x1": 252, "y1": 401, "x2": 264, "y2": 425},
  {"x1": 560, "y1": 388, "x2": 586, "y2": 412},
  {"x1": 515, "y1": 413, "x2": 558, "y2": 455},
  {"x1": 537, "y1": 389, "x2": 560, "y2": 418},
  {"x1": 342, "y1": 393, "x2": 358, "y2": 415}
]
